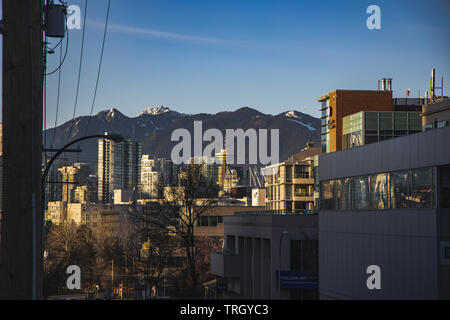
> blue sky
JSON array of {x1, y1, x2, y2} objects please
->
[{"x1": 4, "y1": 0, "x2": 450, "y2": 128}]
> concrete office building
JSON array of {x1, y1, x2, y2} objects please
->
[
  {"x1": 211, "y1": 212, "x2": 318, "y2": 299},
  {"x1": 98, "y1": 138, "x2": 142, "y2": 203},
  {"x1": 318, "y1": 126, "x2": 450, "y2": 299},
  {"x1": 262, "y1": 143, "x2": 321, "y2": 212}
]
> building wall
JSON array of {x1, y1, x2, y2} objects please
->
[
  {"x1": 211, "y1": 214, "x2": 318, "y2": 299},
  {"x1": 263, "y1": 146, "x2": 320, "y2": 212},
  {"x1": 422, "y1": 98, "x2": 450, "y2": 128},
  {"x1": 318, "y1": 126, "x2": 450, "y2": 181},
  {"x1": 252, "y1": 188, "x2": 266, "y2": 207},
  {"x1": 319, "y1": 90, "x2": 393, "y2": 153},
  {"x1": 319, "y1": 209, "x2": 439, "y2": 299},
  {"x1": 98, "y1": 139, "x2": 142, "y2": 204},
  {"x1": 318, "y1": 126, "x2": 450, "y2": 299},
  {"x1": 194, "y1": 206, "x2": 265, "y2": 238}
]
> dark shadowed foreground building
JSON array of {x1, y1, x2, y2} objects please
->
[
  {"x1": 211, "y1": 212, "x2": 318, "y2": 299},
  {"x1": 318, "y1": 126, "x2": 450, "y2": 299}
]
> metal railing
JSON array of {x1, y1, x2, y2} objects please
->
[{"x1": 234, "y1": 209, "x2": 317, "y2": 216}]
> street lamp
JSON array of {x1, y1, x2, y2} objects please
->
[
  {"x1": 37, "y1": 133, "x2": 124, "y2": 299},
  {"x1": 279, "y1": 230, "x2": 289, "y2": 299},
  {"x1": 42, "y1": 133, "x2": 124, "y2": 185}
]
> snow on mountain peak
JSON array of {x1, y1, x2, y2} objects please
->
[
  {"x1": 285, "y1": 110, "x2": 316, "y2": 131},
  {"x1": 140, "y1": 106, "x2": 171, "y2": 116},
  {"x1": 285, "y1": 110, "x2": 299, "y2": 119}
]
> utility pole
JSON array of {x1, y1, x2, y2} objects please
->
[{"x1": 0, "y1": 0, "x2": 44, "y2": 300}]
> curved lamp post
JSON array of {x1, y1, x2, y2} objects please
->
[{"x1": 42, "y1": 133, "x2": 124, "y2": 187}]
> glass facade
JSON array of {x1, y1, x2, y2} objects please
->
[
  {"x1": 342, "y1": 111, "x2": 422, "y2": 150},
  {"x1": 440, "y1": 165, "x2": 450, "y2": 208},
  {"x1": 320, "y1": 99, "x2": 330, "y2": 153},
  {"x1": 424, "y1": 120, "x2": 450, "y2": 131},
  {"x1": 320, "y1": 166, "x2": 437, "y2": 210},
  {"x1": 343, "y1": 112, "x2": 363, "y2": 149}
]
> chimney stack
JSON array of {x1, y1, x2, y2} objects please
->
[
  {"x1": 387, "y1": 78, "x2": 392, "y2": 91},
  {"x1": 381, "y1": 78, "x2": 386, "y2": 91}
]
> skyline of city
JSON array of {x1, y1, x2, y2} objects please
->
[{"x1": 1, "y1": 0, "x2": 450, "y2": 305}]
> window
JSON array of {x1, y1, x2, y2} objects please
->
[
  {"x1": 365, "y1": 112, "x2": 379, "y2": 131},
  {"x1": 440, "y1": 165, "x2": 450, "y2": 208},
  {"x1": 285, "y1": 185, "x2": 292, "y2": 200},
  {"x1": 352, "y1": 176, "x2": 369, "y2": 210},
  {"x1": 285, "y1": 165, "x2": 292, "y2": 182},
  {"x1": 339, "y1": 178, "x2": 351, "y2": 210},
  {"x1": 389, "y1": 170, "x2": 411, "y2": 208},
  {"x1": 320, "y1": 181, "x2": 331, "y2": 210},
  {"x1": 294, "y1": 166, "x2": 309, "y2": 179},
  {"x1": 411, "y1": 167, "x2": 434, "y2": 208},
  {"x1": 198, "y1": 216, "x2": 219, "y2": 227},
  {"x1": 408, "y1": 113, "x2": 422, "y2": 132},
  {"x1": 320, "y1": 167, "x2": 436, "y2": 211},
  {"x1": 294, "y1": 185, "x2": 309, "y2": 197},
  {"x1": 368, "y1": 173, "x2": 389, "y2": 209},
  {"x1": 438, "y1": 120, "x2": 450, "y2": 128}
]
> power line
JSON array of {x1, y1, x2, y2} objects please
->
[
  {"x1": 45, "y1": 16, "x2": 69, "y2": 76},
  {"x1": 51, "y1": 41, "x2": 64, "y2": 148},
  {"x1": 43, "y1": 35, "x2": 48, "y2": 153},
  {"x1": 68, "y1": 0, "x2": 89, "y2": 139},
  {"x1": 84, "y1": 0, "x2": 111, "y2": 137}
]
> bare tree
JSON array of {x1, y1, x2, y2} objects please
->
[
  {"x1": 150, "y1": 164, "x2": 220, "y2": 291},
  {"x1": 43, "y1": 222, "x2": 96, "y2": 297}
]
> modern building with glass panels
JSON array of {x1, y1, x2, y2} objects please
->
[
  {"x1": 318, "y1": 89, "x2": 394, "y2": 154},
  {"x1": 342, "y1": 111, "x2": 422, "y2": 149},
  {"x1": 318, "y1": 125, "x2": 450, "y2": 299}
]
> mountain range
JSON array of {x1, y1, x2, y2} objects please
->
[{"x1": 44, "y1": 106, "x2": 320, "y2": 167}]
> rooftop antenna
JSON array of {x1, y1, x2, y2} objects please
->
[
  {"x1": 431, "y1": 68, "x2": 436, "y2": 101},
  {"x1": 431, "y1": 68, "x2": 444, "y2": 102}
]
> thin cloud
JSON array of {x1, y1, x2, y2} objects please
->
[{"x1": 87, "y1": 20, "x2": 229, "y2": 44}]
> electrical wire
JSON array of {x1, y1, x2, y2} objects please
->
[
  {"x1": 84, "y1": 0, "x2": 111, "y2": 137},
  {"x1": 45, "y1": 14, "x2": 69, "y2": 76},
  {"x1": 43, "y1": 35, "x2": 48, "y2": 157},
  {"x1": 51, "y1": 42, "x2": 64, "y2": 148},
  {"x1": 68, "y1": 0, "x2": 89, "y2": 139}
]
